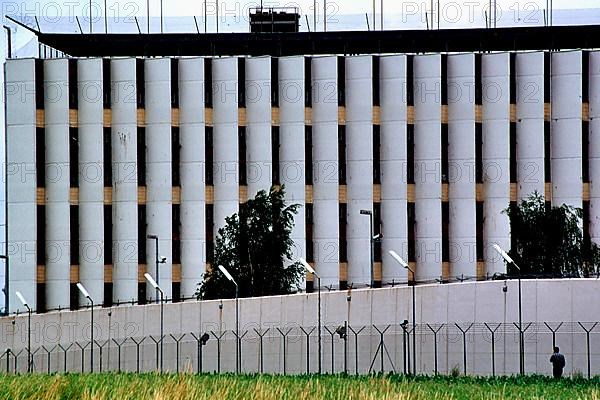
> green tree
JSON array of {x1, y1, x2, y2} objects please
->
[
  {"x1": 504, "y1": 191, "x2": 600, "y2": 277},
  {"x1": 196, "y1": 185, "x2": 304, "y2": 300}
]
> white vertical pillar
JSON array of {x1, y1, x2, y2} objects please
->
[
  {"x1": 179, "y1": 58, "x2": 206, "y2": 298},
  {"x1": 44, "y1": 59, "x2": 70, "y2": 310},
  {"x1": 589, "y1": 52, "x2": 600, "y2": 245},
  {"x1": 212, "y1": 58, "x2": 239, "y2": 234},
  {"x1": 0, "y1": 31, "x2": 5, "y2": 313},
  {"x1": 311, "y1": 56, "x2": 339, "y2": 287},
  {"x1": 278, "y1": 56, "x2": 306, "y2": 274},
  {"x1": 345, "y1": 56, "x2": 373, "y2": 286},
  {"x1": 145, "y1": 58, "x2": 172, "y2": 301},
  {"x1": 78, "y1": 58, "x2": 104, "y2": 305},
  {"x1": 380, "y1": 55, "x2": 408, "y2": 284},
  {"x1": 6, "y1": 59, "x2": 37, "y2": 312},
  {"x1": 111, "y1": 58, "x2": 138, "y2": 304},
  {"x1": 246, "y1": 57, "x2": 272, "y2": 198},
  {"x1": 482, "y1": 53, "x2": 510, "y2": 275},
  {"x1": 447, "y1": 54, "x2": 476, "y2": 279},
  {"x1": 516, "y1": 52, "x2": 545, "y2": 199},
  {"x1": 551, "y1": 51, "x2": 582, "y2": 209},
  {"x1": 413, "y1": 54, "x2": 442, "y2": 282}
]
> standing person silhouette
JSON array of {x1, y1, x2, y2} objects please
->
[{"x1": 550, "y1": 346, "x2": 566, "y2": 379}]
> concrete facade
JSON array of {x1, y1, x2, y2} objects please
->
[{"x1": 5, "y1": 50, "x2": 599, "y2": 312}]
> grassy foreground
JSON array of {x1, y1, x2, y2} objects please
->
[{"x1": 0, "y1": 373, "x2": 599, "y2": 400}]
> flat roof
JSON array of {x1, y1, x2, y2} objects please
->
[{"x1": 13, "y1": 19, "x2": 600, "y2": 57}]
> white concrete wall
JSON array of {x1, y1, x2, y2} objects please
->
[
  {"x1": 44, "y1": 59, "x2": 70, "y2": 310},
  {"x1": 212, "y1": 57, "x2": 239, "y2": 236},
  {"x1": 482, "y1": 53, "x2": 510, "y2": 276},
  {"x1": 345, "y1": 56, "x2": 373, "y2": 285},
  {"x1": 6, "y1": 58, "x2": 38, "y2": 313},
  {"x1": 311, "y1": 57, "x2": 339, "y2": 287},
  {"x1": 245, "y1": 57, "x2": 272, "y2": 198},
  {"x1": 447, "y1": 54, "x2": 476, "y2": 279},
  {"x1": 516, "y1": 52, "x2": 545, "y2": 199},
  {"x1": 145, "y1": 58, "x2": 172, "y2": 301},
  {"x1": 2, "y1": 279, "x2": 600, "y2": 376},
  {"x1": 111, "y1": 58, "x2": 138, "y2": 304},
  {"x1": 551, "y1": 51, "x2": 582, "y2": 208},
  {"x1": 278, "y1": 56, "x2": 306, "y2": 275},
  {"x1": 77, "y1": 58, "x2": 105, "y2": 306},
  {"x1": 179, "y1": 58, "x2": 206, "y2": 298},
  {"x1": 380, "y1": 55, "x2": 408, "y2": 284},
  {"x1": 413, "y1": 55, "x2": 442, "y2": 282}
]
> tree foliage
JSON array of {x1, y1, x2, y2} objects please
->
[
  {"x1": 504, "y1": 191, "x2": 600, "y2": 277},
  {"x1": 196, "y1": 186, "x2": 304, "y2": 300}
]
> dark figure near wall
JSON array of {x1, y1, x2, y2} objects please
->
[{"x1": 550, "y1": 346, "x2": 566, "y2": 379}]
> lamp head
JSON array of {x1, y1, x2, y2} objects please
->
[
  {"x1": 76, "y1": 283, "x2": 91, "y2": 300},
  {"x1": 359, "y1": 209, "x2": 372, "y2": 215},
  {"x1": 147, "y1": 234, "x2": 158, "y2": 240},
  {"x1": 144, "y1": 273, "x2": 160, "y2": 290},
  {"x1": 492, "y1": 244, "x2": 517, "y2": 267},
  {"x1": 217, "y1": 265, "x2": 235, "y2": 282},
  {"x1": 299, "y1": 257, "x2": 316, "y2": 275},
  {"x1": 15, "y1": 291, "x2": 28, "y2": 308},
  {"x1": 388, "y1": 250, "x2": 409, "y2": 269}
]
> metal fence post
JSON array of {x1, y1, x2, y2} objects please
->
[
  {"x1": 276, "y1": 328, "x2": 293, "y2": 375},
  {"x1": 253, "y1": 329, "x2": 269, "y2": 374},
  {"x1": 369, "y1": 325, "x2": 395, "y2": 374},
  {"x1": 544, "y1": 322, "x2": 564, "y2": 350},
  {"x1": 427, "y1": 324, "x2": 444, "y2": 375},
  {"x1": 484, "y1": 323, "x2": 501, "y2": 377},
  {"x1": 455, "y1": 323, "x2": 474, "y2": 375},
  {"x1": 130, "y1": 337, "x2": 147, "y2": 373},
  {"x1": 210, "y1": 331, "x2": 227, "y2": 373},
  {"x1": 299, "y1": 327, "x2": 315, "y2": 374},
  {"x1": 513, "y1": 322, "x2": 532, "y2": 375},
  {"x1": 75, "y1": 342, "x2": 88, "y2": 373},
  {"x1": 578, "y1": 322, "x2": 598, "y2": 379},
  {"x1": 169, "y1": 334, "x2": 186, "y2": 373},
  {"x1": 94, "y1": 340, "x2": 109, "y2": 372},
  {"x1": 58, "y1": 344, "x2": 73, "y2": 373},
  {"x1": 348, "y1": 326, "x2": 365, "y2": 376},
  {"x1": 112, "y1": 338, "x2": 128, "y2": 373}
]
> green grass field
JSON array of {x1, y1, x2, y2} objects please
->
[{"x1": 0, "y1": 373, "x2": 598, "y2": 400}]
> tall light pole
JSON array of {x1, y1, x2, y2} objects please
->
[
  {"x1": 493, "y1": 243, "x2": 523, "y2": 375},
  {"x1": 360, "y1": 210, "x2": 375, "y2": 288},
  {"x1": 144, "y1": 273, "x2": 164, "y2": 372},
  {"x1": 147, "y1": 234, "x2": 165, "y2": 304},
  {"x1": 15, "y1": 291, "x2": 31, "y2": 373},
  {"x1": 300, "y1": 257, "x2": 321, "y2": 374},
  {"x1": 0, "y1": 255, "x2": 9, "y2": 316},
  {"x1": 218, "y1": 265, "x2": 239, "y2": 374},
  {"x1": 389, "y1": 250, "x2": 416, "y2": 375},
  {"x1": 77, "y1": 283, "x2": 94, "y2": 372}
]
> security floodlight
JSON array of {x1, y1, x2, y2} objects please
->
[
  {"x1": 76, "y1": 283, "x2": 91, "y2": 299},
  {"x1": 217, "y1": 264, "x2": 240, "y2": 373},
  {"x1": 388, "y1": 250, "x2": 409, "y2": 270},
  {"x1": 147, "y1": 234, "x2": 158, "y2": 239},
  {"x1": 76, "y1": 282, "x2": 94, "y2": 372},
  {"x1": 159, "y1": 257, "x2": 167, "y2": 264},
  {"x1": 299, "y1": 257, "x2": 317, "y2": 276},
  {"x1": 15, "y1": 291, "x2": 31, "y2": 373},
  {"x1": 359, "y1": 209, "x2": 372, "y2": 215},
  {"x1": 144, "y1": 273, "x2": 159, "y2": 290},
  {"x1": 298, "y1": 256, "x2": 322, "y2": 374},
  {"x1": 218, "y1": 265, "x2": 235, "y2": 283},
  {"x1": 16, "y1": 291, "x2": 27, "y2": 307},
  {"x1": 492, "y1": 244, "x2": 517, "y2": 268},
  {"x1": 144, "y1": 272, "x2": 164, "y2": 372},
  {"x1": 493, "y1": 243, "x2": 524, "y2": 375}
]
